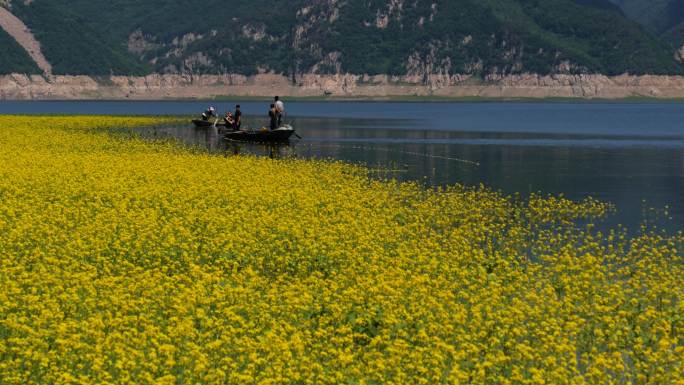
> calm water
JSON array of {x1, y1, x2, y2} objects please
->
[{"x1": 2, "y1": 100, "x2": 683, "y2": 231}]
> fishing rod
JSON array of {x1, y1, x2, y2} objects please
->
[
  {"x1": 298, "y1": 142, "x2": 481, "y2": 167},
  {"x1": 282, "y1": 112, "x2": 302, "y2": 139}
]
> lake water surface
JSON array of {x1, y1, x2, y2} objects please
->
[{"x1": 2, "y1": 100, "x2": 683, "y2": 231}]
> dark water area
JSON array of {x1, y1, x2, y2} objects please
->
[{"x1": 2, "y1": 100, "x2": 683, "y2": 232}]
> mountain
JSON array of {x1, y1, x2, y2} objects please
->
[
  {"x1": 609, "y1": 0, "x2": 684, "y2": 47},
  {"x1": 1, "y1": 0, "x2": 682, "y2": 77},
  {"x1": 6, "y1": 1, "x2": 149, "y2": 76},
  {"x1": 0, "y1": 24, "x2": 40, "y2": 75},
  {"x1": 573, "y1": 0, "x2": 624, "y2": 12}
]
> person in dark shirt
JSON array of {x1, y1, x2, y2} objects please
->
[
  {"x1": 201, "y1": 106, "x2": 216, "y2": 121},
  {"x1": 268, "y1": 104, "x2": 278, "y2": 130},
  {"x1": 233, "y1": 105, "x2": 242, "y2": 131}
]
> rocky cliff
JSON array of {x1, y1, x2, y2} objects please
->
[{"x1": 3, "y1": 73, "x2": 684, "y2": 100}]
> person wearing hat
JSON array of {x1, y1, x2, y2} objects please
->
[{"x1": 201, "y1": 106, "x2": 217, "y2": 121}]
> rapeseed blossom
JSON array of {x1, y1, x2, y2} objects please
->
[{"x1": 0, "y1": 116, "x2": 681, "y2": 384}]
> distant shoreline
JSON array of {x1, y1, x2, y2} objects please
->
[
  {"x1": 4, "y1": 95, "x2": 684, "y2": 103},
  {"x1": 3, "y1": 73, "x2": 684, "y2": 101},
  {"x1": 201, "y1": 95, "x2": 684, "y2": 103}
]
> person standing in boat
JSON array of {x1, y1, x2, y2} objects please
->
[
  {"x1": 268, "y1": 104, "x2": 278, "y2": 130},
  {"x1": 233, "y1": 105, "x2": 242, "y2": 131},
  {"x1": 274, "y1": 96, "x2": 284, "y2": 127},
  {"x1": 201, "y1": 106, "x2": 217, "y2": 121}
]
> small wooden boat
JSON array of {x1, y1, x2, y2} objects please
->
[
  {"x1": 192, "y1": 119, "x2": 226, "y2": 128},
  {"x1": 224, "y1": 125, "x2": 296, "y2": 143}
]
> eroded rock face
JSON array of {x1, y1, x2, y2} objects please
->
[
  {"x1": 405, "y1": 44, "x2": 454, "y2": 89},
  {"x1": 172, "y1": 32, "x2": 203, "y2": 48},
  {"x1": 241, "y1": 24, "x2": 267, "y2": 41},
  {"x1": 312, "y1": 52, "x2": 343, "y2": 74},
  {"x1": 375, "y1": 0, "x2": 404, "y2": 28},
  {"x1": 3, "y1": 73, "x2": 684, "y2": 100},
  {"x1": 127, "y1": 30, "x2": 159, "y2": 55},
  {"x1": 182, "y1": 52, "x2": 213, "y2": 72}
]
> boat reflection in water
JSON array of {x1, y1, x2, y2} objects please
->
[
  {"x1": 225, "y1": 140, "x2": 298, "y2": 160},
  {"x1": 137, "y1": 122, "x2": 299, "y2": 159}
]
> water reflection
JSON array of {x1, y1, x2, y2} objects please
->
[
  {"x1": 138, "y1": 122, "x2": 301, "y2": 159},
  {"x1": 225, "y1": 141, "x2": 299, "y2": 159},
  {"x1": 2, "y1": 100, "x2": 681, "y2": 231},
  {"x1": 135, "y1": 114, "x2": 683, "y2": 233}
]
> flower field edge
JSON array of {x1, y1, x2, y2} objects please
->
[{"x1": 0, "y1": 115, "x2": 682, "y2": 385}]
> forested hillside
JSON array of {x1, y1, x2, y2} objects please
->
[
  {"x1": 0, "y1": 27, "x2": 40, "y2": 75},
  {"x1": 1, "y1": 0, "x2": 682, "y2": 76},
  {"x1": 8, "y1": 2, "x2": 149, "y2": 75},
  {"x1": 609, "y1": 0, "x2": 684, "y2": 47}
]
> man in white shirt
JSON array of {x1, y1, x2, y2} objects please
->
[{"x1": 274, "y1": 96, "x2": 284, "y2": 127}]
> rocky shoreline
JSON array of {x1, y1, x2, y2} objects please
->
[{"x1": 2, "y1": 73, "x2": 684, "y2": 100}]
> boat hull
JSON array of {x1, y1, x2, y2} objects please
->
[
  {"x1": 192, "y1": 119, "x2": 226, "y2": 128},
  {"x1": 224, "y1": 127, "x2": 295, "y2": 143}
]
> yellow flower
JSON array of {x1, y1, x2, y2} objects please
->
[{"x1": 0, "y1": 115, "x2": 681, "y2": 385}]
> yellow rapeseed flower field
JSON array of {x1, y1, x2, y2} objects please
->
[{"x1": 0, "y1": 116, "x2": 682, "y2": 385}]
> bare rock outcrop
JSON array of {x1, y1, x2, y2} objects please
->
[
  {"x1": 127, "y1": 29, "x2": 159, "y2": 55},
  {"x1": 2, "y1": 73, "x2": 684, "y2": 100}
]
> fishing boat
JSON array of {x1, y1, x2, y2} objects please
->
[
  {"x1": 224, "y1": 125, "x2": 296, "y2": 143},
  {"x1": 192, "y1": 119, "x2": 226, "y2": 128}
]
